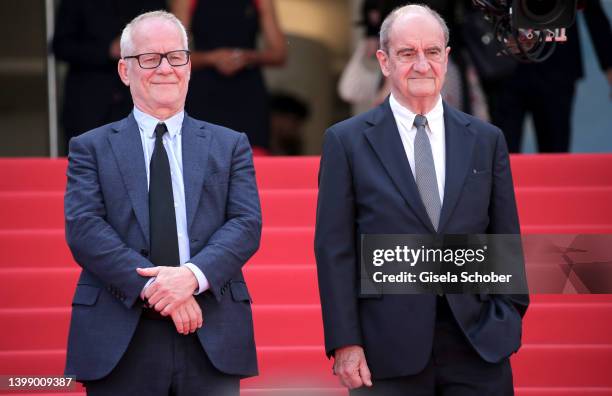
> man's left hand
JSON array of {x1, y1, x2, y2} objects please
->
[
  {"x1": 170, "y1": 296, "x2": 203, "y2": 335},
  {"x1": 137, "y1": 266, "x2": 198, "y2": 316}
]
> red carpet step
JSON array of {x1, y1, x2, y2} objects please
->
[
  {"x1": 2, "y1": 154, "x2": 612, "y2": 192},
  {"x1": 1, "y1": 389, "x2": 612, "y2": 396},
  {"x1": 3, "y1": 225, "x2": 612, "y2": 273},
  {"x1": 2, "y1": 187, "x2": 612, "y2": 229},
  {"x1": 1, "y1": 346, "x2": 612, "y2": 388},
  {"x1": 2, "y1": 266, "x2": 612, "y2": 309},
  {"x1": 0, "y1": 227, "x2": 317, "y2": 269},
  {"x1": 1, "y1": 156, "x2": 611, "y2": 395},
  {"x1": 1, "y1": 303, "x2": 612, "y2": 351}
]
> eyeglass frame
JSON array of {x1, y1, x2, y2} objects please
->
[{"x1": 123, "y1": 50, "x2": 191, "y2": 69}]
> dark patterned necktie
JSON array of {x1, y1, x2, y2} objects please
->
[
  {"x1": 149, "y1": 122, "x2": 180, "y2": 267},
  {"x1": 414, "y1": 114, "x2": 442, "y2": 230}
]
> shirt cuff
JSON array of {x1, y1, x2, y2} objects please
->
[
  {"x1": 141, "y1": 277, "x2": 156, "y2": 300},
  {"x1": 183, "y1": 263, "x2": 209, "y2": 295}
]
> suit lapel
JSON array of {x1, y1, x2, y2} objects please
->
[
  {"x1": 181, "y1": 114, "x2": 211, "y2": 233},
  {"x1": 438, "y1": 102, "x2": 476, "y2": 233},
  {"x1": 364, "y1": 101, "x2": 435, "y2": 232},
  {"x1": 108, "y1": 113, "x2": 150, "y2": 243}
]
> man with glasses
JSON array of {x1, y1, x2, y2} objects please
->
[
  {"x1": 64, "y1": 10, "x2": 261, "y2": 395},
  {"x1": 315, "y1": 5, "x2": 528, "y2": 395}
]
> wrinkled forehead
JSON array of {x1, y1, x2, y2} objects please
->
[{"x1": 389, "y1": 13, "x2": 446, "y2": 49}]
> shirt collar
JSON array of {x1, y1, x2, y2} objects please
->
[
  {"x1": 133, "y1": 106, "x2": 184, "y2": 139},
  {"x1": 389, "y1": 94, "x2": 444, "y2": 132}
]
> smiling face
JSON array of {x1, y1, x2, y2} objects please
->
[
  {"x1": 118, "y1": 18, "x2": 190, "y2": 120},
  {"x1": 376, "y1": 11, "x2": 450, "y2": 113}
]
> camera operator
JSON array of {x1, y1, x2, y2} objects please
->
[{"x1": 484, "y1": 0, "x2": 612, "y2": 153}]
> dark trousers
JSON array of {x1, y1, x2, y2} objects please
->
[
  {"x1": 351, "y1": 297, "x2": 514, "y2": 396},
  {"x1": 83, "y1": 317, "x2": 239, "y2": 396},
  {"x1": 486, "y1": 72, "x2": 575, "y2": 153}
]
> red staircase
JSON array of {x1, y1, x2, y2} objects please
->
[{"x1": 1, "y1": 154, "x2": 612, "y2": 395}]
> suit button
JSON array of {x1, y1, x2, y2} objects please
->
[{"x1": 140, "y1": 249, "x2": 149, "y2": 257}]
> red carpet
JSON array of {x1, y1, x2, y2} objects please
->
[{"x1": 1, "y1": 154, "x2": 611, "y2": 395}]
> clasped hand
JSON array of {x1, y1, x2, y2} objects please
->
[
  {"x1": 137, "y1": 266, "x2": 202, "y2": 335},
  {"x1": 213, "y1": 48, "x2": 250, "y2": 76}
]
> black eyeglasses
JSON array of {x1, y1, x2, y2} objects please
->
[{"x1": 123, "y1": 50, "x2": 191, "y2": 69}]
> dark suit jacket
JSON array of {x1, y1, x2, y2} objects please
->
[
  {"x1": 64, "y1": 112, "x2": 261, "y2": 381},
  {"x1": 314, "y1": 100, "x2": 529, "y2": 379}
]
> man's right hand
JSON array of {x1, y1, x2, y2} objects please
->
[
  {"x1": 170, "y1": 296, "x2": 203, "y2": 335},
  {"x1": 333, "y1": 345, "x2": 373, "y2": 389}
]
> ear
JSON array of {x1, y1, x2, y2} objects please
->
[
  {"x1": 376, "y1": 49, "x2": 391, "y2": 77},
  {"x1": 118, "y1": 59, "x2": 130, "y2": 86},
  {"x1": 442, "y1": 46, "x2": 451, "y2": 74}
]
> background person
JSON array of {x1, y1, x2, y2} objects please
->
[
  {"x1": 52, "y1": 0, "x2": 166, "y2": 154},
  {"x1": 484, "y1": 0, "x2": 612, "y2": 153},
  {"x1": 172, "y1": 0, "x2": 287, "y2": 153}
]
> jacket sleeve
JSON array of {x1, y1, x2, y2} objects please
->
[
  {"x1": 188, "y1": 133, "x2": 262, "y2": 302},
  {"x1": 314, "y1": 128, "x2": 363, "y2": 357},
  {"x1": 487, "y1": 129, "x2": 529, "y2": 317}
]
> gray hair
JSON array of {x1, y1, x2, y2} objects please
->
[
  {"x1": 120, "y1": 10, "x2": 189, "y2": 58},
  {"x1": 379, "y1": 4, "x2": 450, "y2": 52}
]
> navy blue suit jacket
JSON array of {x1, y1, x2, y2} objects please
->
[
  {"x1": 64, "y1": 112, "x2": 261, "y2": 381},
  {"x1": 314, "y1": 100, "x2": 529, "y2": 379}
]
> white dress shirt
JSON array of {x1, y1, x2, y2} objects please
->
[
  {"x1": 389, "y1": 94, "x2": 446, "y2": 204},
  {"x1": 134, "y1": 106, "x2": 209, "y2": 295}
]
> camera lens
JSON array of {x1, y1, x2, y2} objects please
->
[{"x1": 522, "y1": 0, "x2": 564, "y2": 23}]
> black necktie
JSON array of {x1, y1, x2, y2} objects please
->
[{"x1": 149, "y1": 123, "x2": 180, "y2": 267}]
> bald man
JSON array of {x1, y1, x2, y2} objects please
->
[{"x1": 315, "y1": 5, "x2": 528, "y2": 395}]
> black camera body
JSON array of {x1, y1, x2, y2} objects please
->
[
  {"x1": 472, "y1": 0, "x2": 579, "y2": 61},
  {"x1": 512, "y1": 0, "x2": 577, "y2": 29}
]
